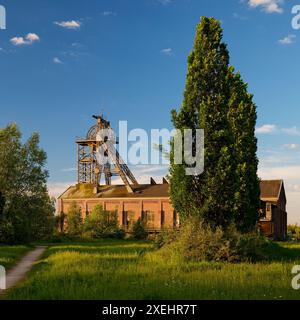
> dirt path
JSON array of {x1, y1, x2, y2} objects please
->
[{"x1": 1, "y1": 246, "x2": 47, "y2": 292}]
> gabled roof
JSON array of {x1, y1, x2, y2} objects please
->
[
  {"x1": 260, "y1": 180, "x2": 284, "y2": 200},
  {"x1": 58, "y1": 183, "x2": 170, "y2": 200},
  {"x1": 59, "y1": 179, "x2": 286, "y2": 202}
]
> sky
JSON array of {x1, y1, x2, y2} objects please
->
[{"x1": 0, "y1": 0, "x2": 300, "y2": 223}]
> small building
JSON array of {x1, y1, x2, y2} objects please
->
[
  {"x1": 58, "y1": 179, "x2": 288, "y2": 240},
  {"x1": 259, "y1": 180, "x2": 287, "y2": 240}
]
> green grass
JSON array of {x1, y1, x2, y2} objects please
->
[
  {"x1": 0, "y1": 245, "x2": 32, "y2": 270},
  {"x1": 3, "y1": 239, "x2": 300, "y2": 300}
]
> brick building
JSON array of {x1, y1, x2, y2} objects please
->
[{"x1": 58, "y1": 178, "x2": 288, "y2": 240}]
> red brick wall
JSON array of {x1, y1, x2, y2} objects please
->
[{"x1": 61, "y1": 198, "x2": 175, "y2": 230}]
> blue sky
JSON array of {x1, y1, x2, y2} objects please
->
[{"x1": 0, "y1": 0, "x2": 300, "y2": 222}]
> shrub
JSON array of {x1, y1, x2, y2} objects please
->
[
  {"x1": 288, "y1": 224, "x2": 300, "y2": 241},
  {"x1": 67, "y1": 202, "x2": 83, "y2": 237},
  {"x1": 132, "y1": 218, "x2": 147, "y2": 240},
  {"x1": 115, "y1": 228, "x2": 126, "y2": 239},
  {"x1": 159, "y1": 218, "x2": 268, "y2": 263},
  {"x1": 84, "y1": 205, "x2": 124, "y2": 239},
  {"x1": 50, "y1": 234, "x2": 72, "y2": 243},
  {"x1": 154, "y1": 228, "x2": 178, "y2": 249}
]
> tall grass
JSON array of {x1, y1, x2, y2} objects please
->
[{"x1": 4, "y1": 239, "x2": 300, "y2": 300}]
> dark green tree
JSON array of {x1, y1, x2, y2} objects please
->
[
  {"x1": 132, "y1": 218, "x2": 147, "y2": 240},
  {"x1": 227, "y1": 71, "x2": 260, "y2": 231},
  {"x1": 67, "y1": 201, "x2": 83, "y2": 237},
  {"x1": 84, "y1": 204, "x2": 124, "y2": 239},
  {"x1": 0, "y1": 124, "x2": 54, "y2": 243},
  {"x1": 170, "y1": 17, "x2": 259, "y2": 230}
]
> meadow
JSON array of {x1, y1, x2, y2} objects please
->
[
  {"x1": 1, "y1": 239, "x2": 300, "y2": 300},
  {"x1": 0, "y1": 245, "x2": 32, "y2": 269}
]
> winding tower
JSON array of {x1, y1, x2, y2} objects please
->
[{"x1": 76, "y1": 115, "x2": 138, "y2": 194}]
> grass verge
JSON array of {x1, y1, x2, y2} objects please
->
[
  {"x1": 3, "y1": 239, "x2": 300, "y2": 300},
  {"x1": 0, "y1": 245, "x2": 32, "y2": 270}
]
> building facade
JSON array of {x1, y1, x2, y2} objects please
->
[
  {"x1": 58, "y1": 179, "x2": 288, "y2": 239},
  {"x1": 259, "y1": 180, "x2": 287, "y2": 240}
]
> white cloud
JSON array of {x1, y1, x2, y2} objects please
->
[
  {"x1": 256, "y1": 124, "x2": 277, "y2": 134},
  {"x1": 161, "y1": 48, "x2": 173, "y2": 56},
  {"x1": 49, "y1": 165, "x2": 168, "y2": 198},
  {"x1": 258, "y1": 165, "x2": 300, "y2": 181},
  {"x1": 102, "y1": 11, "x2": 117, "y2": 16},
  {"x1": 132, "y1": 164, "x2": 169, "y2": 176},
  {"x1": 10, "y1": 37, "x2": 26, "y2": 46},
  {"x1": 71, "y1": 42, "x2": 83, "y2": 48},
  {"x1": 158, "y1": 0, "x2": 173, "y2": 4},
  {"x1": 26, "y1": 33, "x2": 40, "y2": 42},
  {"x1": 287, "y1": 184, "x2": 300, "y2": 192},
  {"x1": 258, "y1": 165, "x2": 300, "y2": 223},
  {"x1": 278, "y1": 34, "x2": 296, "y2": 45},
  {"x1": 53, "y1": 57, "x2": 63, "y2": 64},
  {"x1": 256, "y1": 124, "x2": 300, "y2": 136},
  {"x1": 248, "y1": 0, "x2": 284, "y2": 14},
  {"x1": 61, "y1": 167, "x2": 76, "y2": 172},
  {"x1": 54, "y1": 20, "x2": 81, "y2": 29},
  {"x1": 10, "y1": 33, "x2": 40, "y2": 46},
  {"x1": 233, "y1": 12, "x2": 248, "y2": 20},
  {"x1": 111, "y1": 165, "x2": 169, "y2": 185},
  {"x1": 282, "y1": 126, "x2": 300, "y2": 136},
  {"x1": 47, "y1": 182, "x2": 75, "y2": 198},
  {"x1": 283, "y1": 144, "x2": 299, "y2": 150}
]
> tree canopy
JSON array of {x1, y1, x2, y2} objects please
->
[
  {"x1": 0, "y1": 123, "x2": 55, "y2": 243},
  {"x1": 170, "y1": 17, "x2": 260, "y2": 231}
]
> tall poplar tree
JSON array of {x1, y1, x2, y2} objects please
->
[
  {"x1": 170, "y1": 17, "x2": 259, "y2": 230},
  {"x1": 228, "y1": 71, "x2": 260, "y2": 231}
]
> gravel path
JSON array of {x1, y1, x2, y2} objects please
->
[{"x1": 0, "y1": 246, "x2": 46, "y2": 292}]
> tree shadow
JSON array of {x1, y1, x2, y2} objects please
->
[{"x1": 264, "y1": 242, "x2": 300, "y2": 262}]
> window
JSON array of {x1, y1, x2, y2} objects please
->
[
  {"x1": 143, "y1": 211, "x2": 155, "y2": 229},
  {"x1": 123, "y1": 211, "x2": 135, "y2": 230},
  {"x1": 161, "y1": 211, "x2": 165, "y2": 226},
  {"x1": 259, "y1": 208, "x2": 266, "y2": 219},
  {"x1": 127, "y1": 211, "x2": 135, "y2": 230},
  {"x1": 173, "y1": 211, "x2": 178, "y2": 228}
]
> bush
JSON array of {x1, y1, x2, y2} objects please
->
[
  {"x1": 67, "y1": 202, "x2": 83, "y2": 237},
  {"x1": 159, "y1": 218, "x2": 268, "y2": 263},
  {"x1": 84, "y1": 205, "x2": 124, "y2": 239},
  {"x1": 132, "y1": 218, "x2": 147, "y2": 240},
  {"x1": 115, "y1": 228, "x2": 126, "y2": 239},
  {"x1": 288, "y1": 224, "x2": 300, "y2": 241},
  {"x1": 49, "y1": 234, "x2": 72, "y2": 243},
  {"x1": 154, "y1": 228, "x2": 178, "y2": 249}
]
